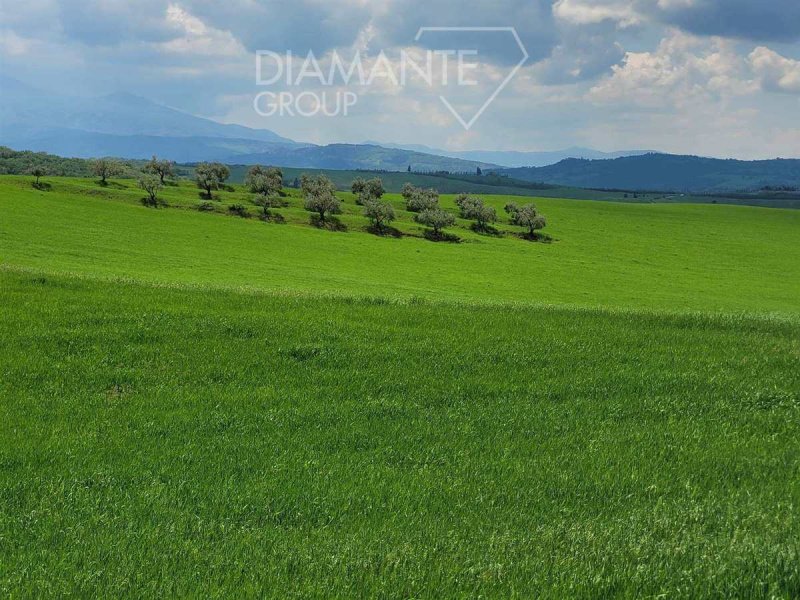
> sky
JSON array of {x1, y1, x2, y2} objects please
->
[{"x1": 1, "y1": 0, "x2": 799, "y2": 158}]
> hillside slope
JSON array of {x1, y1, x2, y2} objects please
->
[
  {"x1": 1, "y1": 176, "x2": 798, "y2": 313},
  {"x1": 2, "y1": 176, "x2": 799, "y2": 596}
]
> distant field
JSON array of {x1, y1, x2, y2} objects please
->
[
  {"x1": 1, "y1": 175, "x2": 799, "y2": 597},
  {"x1": 218, "y1": 164, "x2": 622, "y2": 199},
  {"x1": 218, "y1": 166, "x2": 800, "y2": 207}
]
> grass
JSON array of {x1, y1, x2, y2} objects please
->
[
  {"x1": 1, "y1": 175, "x2": 800, "y2": 597},
  {"x1": 1, "y1": 176, "x2": 799, "y2": 313}
]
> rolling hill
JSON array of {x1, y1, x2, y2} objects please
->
[
  {"x1": 2, "y1": 175, "x2": 799, "y2": 596},
  {"x1": 231, "y1": 143, "x2": 495, "y2": 172},
  {"x1": 366, "y1": 141, "x2": 654, "y2": 167},
  {"x1": 502, "y1": 153, "x2": 800, "y2": 192}
]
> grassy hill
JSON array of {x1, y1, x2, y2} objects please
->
[
  {"x1": 2, "y1": 175, "x2": 799, "y2": 596},
  {"x1": 1, "y1": 175, "x2": 798, "y2": 311}
]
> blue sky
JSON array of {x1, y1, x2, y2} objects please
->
[{"x1": 1, "y1": 0, "x2": 799, "y2": 158}]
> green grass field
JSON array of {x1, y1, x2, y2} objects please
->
[
  {"x1": 1, "y1": 176, "x2": 799, "y2": 312},
  {"x1": 2, "y1": 175, "x2": 799, "y2": 597}
]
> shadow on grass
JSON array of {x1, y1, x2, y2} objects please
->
[
  {"x1": 470, "y1": 223, "x2": 504, "y2": 237},
  {"x1": 227, "y1": 204, "x2": 250, "y2": 218},
  {"x1": 366, "y1": 224, "x2": 403, "y2": 238},
  {"x1": 96, "y1": 180, "x2": 127, "y2": 189},
  {"x1": 259, "y1": 211, "x2": 286, "y2": 224},
  {"x1": 32, "y1": 182, "x2": 52, "y2": 191},
  {"x1": 251, "y1": 197, "x2": 290, "y2": 210},
  {"x1": 515, "y1": 231, "x2": 555, "y2": 243},
  {"x1": 140, "y1": 197, "x2": 168, "y2": 208},
  {"x1": 310, "y1": 215, "x2": 348, "y2": 231},
  {"x1": 423, "y1": 230, "x2": 461, "y2": 243}
]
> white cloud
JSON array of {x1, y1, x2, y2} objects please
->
[
  {"x1": 159, "y1": 5, "x2": 246, "y2": 57},
  {"x1": 749, "y1": 46, "x2": 800, "y2": 94},
  {"x1": 0, "y1": 30, "x2": 35, "y2": 56},
  {"x1": 656, "y1": 0, "x2": 695, "y2": 9},
  {"x1": 588, "y1": 31, "x2": 754, "y2": 108},
  {"x1": 553, "y1": 0, "x2": 642, "y2": 27}
]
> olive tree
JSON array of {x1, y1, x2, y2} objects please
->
[
  {"x1": 29, "y1": 166, "x2": 46, "y2": 186},
  {"x1": 363, "y1": 199, "x2": 396, "y2": 233},
  {"x1": 471, "y1": 203, "x2": 497, "y2": 230},
  {"x1": 456, "y1": 194, "x2": 496, "y2": 230},
  {"x1": 302, "y1": 174, "x2": 341, "y2": 223},
  {"x1": 364, "y1": 178, "x2": 385, "y2": 202},
  {"x1": 351, "y1": 177, "x2": 385, "y2": 205},
  {"x1": 415, "y1": 208, "x2": 455, "y2": 237},
  {"x1": 144, "y1": 155, "x2": 174, "y2": 184},
  {"x1": 92, "y1": 158, "x2": 123, "y2": 184},
  {"x1": 245, "y1": 165, "x2": 283, "y2": 196},
  {"x1": 401, "y1": 182, "x2": 416, "y2": 201},
  {"x1": 195, "y1": 162, "x2": 230, "y2": 199},
  {"x1": 406, "y1": 187, "x2": 439, "y2": 212},
  {"x1": 253, "y1": 194, "x2": 281, "y2": 219},
  {"x1": 351, "y1": 177, "x2": 366, "y2": 197},
  {"x1": 138, "y1": 174, "x2": 162, "y2": 206},
  {"x1": 505, "y1": 202, "x2": 547, "y2": 237},
  {"x1": 454, "y1": 193, "x2": 479, "y2": 217}
]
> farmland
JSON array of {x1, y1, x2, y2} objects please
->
[{"x1": 1, "y1": 174, "x2": 799, "y2": 597}]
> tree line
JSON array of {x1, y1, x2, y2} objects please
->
[
  {"x1": 238, "y1": 166, "x2": 548, "y2": 241},
  {"x1": 30, "y1": 156, "x2": 549, "y2": 240}
]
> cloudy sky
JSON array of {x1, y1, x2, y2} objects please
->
[{"x1": 1, "y1": 0, "x2": 799, "y2": 158}]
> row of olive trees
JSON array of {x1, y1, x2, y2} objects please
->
[
  {"x1": 94, "y1": 156, "x2": 228, "y2": 205},
  {"x1": 92, "y1": 156, "x2": 547, "y2": 238},
  {"x1": 90, "y1": 156, "x2": 174, "y2": 184},
  {"x1": 83, "y1": 156, "x2": 176, "y2": 206},
  {"x1": 290, "y1": 176, "x2": 547, "y2": 239}
]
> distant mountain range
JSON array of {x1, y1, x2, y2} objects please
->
[
  {"x1": 0, "y1": 76, "x2": 493, "y2": 171},
  {"x1": 2, "y1": 75, "x2": 798, "y2": 191},
  {"x1": 0, "y1": 75, "x2": 651, "y2": 171},
  {"x1": 501, "y1": 154, "x2": 800, "y2": 193},
  {"x1": 363, "y1": 142, "x2": 655, "y2": 168}
]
